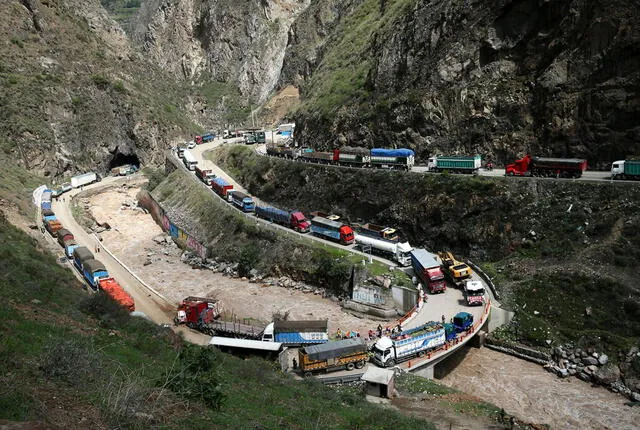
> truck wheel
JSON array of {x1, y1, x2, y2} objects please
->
[
  {"x1": 355, "y1": 360, "x2": 365, "y2": 369},
  {"x1": 346, "y1": 362, "x2": 355, "y2": 371},
  {"x1": 386, "y1": 359, "x2": 395, "y2": 367},
  {"x1": 417, "y1": 351, "x2": 425, "y2": 357}
]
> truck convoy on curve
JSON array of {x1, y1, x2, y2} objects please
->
[
  {"x1": 427, "y1": 155, "x2": 482, "y2": 174},
  {"x1": 438, "y1": 251, "x2": 472, "y2": 287},
  {"x1": 463, "y1": 280, "x2": 485, "y2": 306},
  {"x1": 410, "y1": 249, "x2": 446, "y2": 294},
  {"x1": 506, "y1": 155, "x2": 588, "y2": 178},
  {"x1": 371, "y1": 322, "x2": 456, "y2": 367},
  {"x1": 310, "y1": 216, "x2": 355, "y2": 245},
  {"x1": 298, "y1": 338, "x2": 368, "y2": 376},
  {"x1": 229, "y1": 191, "x2": 255, "y2": 212},
  {"x1": 255, "y1": 206, "x2": 311, "y2": 233},
  {"x1": 354, "y1": 234, "x2": 413, "y2": 266},
  {"x1": 611, "y1": 159, "x2": 640, "y2": 180}
]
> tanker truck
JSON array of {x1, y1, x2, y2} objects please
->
[{"x1": 354, "y1": 234, "x2": 412, "y2": 266}]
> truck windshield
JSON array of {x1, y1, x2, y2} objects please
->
[{"x1": 372, "y1": 346, "x2": 386, "y2": 356}]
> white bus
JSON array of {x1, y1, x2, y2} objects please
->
[{"x1": 182, "y1": 150, "x2": 198, "y2": 171}]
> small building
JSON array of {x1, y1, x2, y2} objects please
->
[{"x1": 361, "y1": 366, "x2": 395, "y2": 398}]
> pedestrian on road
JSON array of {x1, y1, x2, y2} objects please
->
[
  {"x1": 337, "y1": 328, "x2": 342, "y2": 339},
  {"x1": 441, "y1": 315, "x2": 446, "y2": 324},
  {"x1": 377, "y1": 324, "x2": 382, "y2": 338},
  {"x1": 292, "y1": 357, "x2": 297, "y2": 370}
]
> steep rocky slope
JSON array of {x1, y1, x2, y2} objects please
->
[
  {"x1": 290, "y1": 0, "x2": 640, "y2": 165},
  {"x1": 1, "y1": 0, "x2": 199, "y2": 178}
]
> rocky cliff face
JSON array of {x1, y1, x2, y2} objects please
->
[
  {"x1": 132, "y1": 0, "x2": 311, "y2": 104},
  {"x1": 1, "y1": 0, "x2": 198, "y2": 178},
  {"x1": 290, "y1": 0, "x2": 640, "y2": 166}
]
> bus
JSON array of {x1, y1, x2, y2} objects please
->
[{"x1": 182, "y1": 150, "x2": 198, "y2": 171}]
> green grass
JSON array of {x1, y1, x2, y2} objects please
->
[{"x1": 0, "y1": 206, "x2": 434, "y2": 428}]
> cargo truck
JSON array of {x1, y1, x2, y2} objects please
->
[
  {"x1": 42, "y1": 209, "x2": 57, "y2": 222},
  {"x1": 298, "y1": 338, "x2": 369, "y2": 376},
  {"x1": 81, "y1": 259, "x2": 109, "y2": 290},
  {"x1": 309, "y1": 211, "x2": 340, "y2": 221},
  {"x1": 229, "y1": 191, "x2": 255, "y2": 212},
  {"x1": 72, "y1": 246, "x2": 94, "y2": 272},
  {"x1": 427, "y1": 155, "x2": 482, "y2": 174},
  {"x1": 371, "y1": 322, "x2": 456, "y2": 367},
  {"x1": 182, "y1": 150, "x2": 198, "y2": 171},
  {"x1": 453, "y1": 312, "x2": 474, "y2": 332},
  {"x1": 62, "y1": 238, "x2": 80, "y2": 258},
  {"x1": 71, "y1": 172, "x2": 98, "y2": 188},
  {"x1": 195, "y1": 167, "x2": 216, "y2": 185},
  {"x1": 211, "y1": 177, "x2": 234, "y2": 201},
  {"x1": 506, "y1": 154, "x2": 587, "y2": 178},
  {"x1": 98, "y1": 278, "x2": 135, "y2": 312},
  {"x1": 438, "y1": 251, "x2": 472, "y2": 287},
  {"x1": 41, "y1": 200, "x2": 52, "y2": 211},
  {"x1": 174, "y1": 296, "x2": 222, "y2": 329},
  {"x1": 310, "y1": 216, "x2": 355, "y2": 245},
  {"x1": 370, "y1": 148, "x2": 415, "y2": 171},
  {"x1": 262, "y1": 320, "x2": 328, "y2": 346},
  {"x1": 354, "y1": 234, "x2": 412, "y2": 266},
  {"x1": 266, "y1": 144, "x2": 301, "y2": 159},
  {"x1": 463, "y1": 280, "x2": 485, "y2": 306},
  {"x1": 195, "y1": 133, "x2": 215, "y2": 144},
  {"x1": 355, "y1": 223, "x2": 399, "y2": 241},
  {"x1": 44, "y1": 220, "x2": 63, "y2": 236},
  {"x1": 255, "y1": 206, "x2": 311, "y2": 233},
  {"x1": 410, "y1": 249, "x2": 446, "y2": 293},
  {"x1": 611, "y1": 159, "x2": 640, "y2": 180},
  {"x1": 56, "y1": 228, "x2": 74, "y2": 247}
]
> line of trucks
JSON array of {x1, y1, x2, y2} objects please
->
[{"x1": 39, "y1": 191, "x2": 135, "y2": 311}]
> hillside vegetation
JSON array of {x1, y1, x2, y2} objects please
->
[
  {"x1": 0, "y1": 208, "x2": 436, "y2": 428},
  {"x1": 213, "y1": 146, "x2": 640, "y2": 354}
]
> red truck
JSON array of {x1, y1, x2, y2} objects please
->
[
  {"x1": 195, "y1": 166, "x2": 216, "y2": 186},
  {"x1": 506, "y1": 155, "x2": 588, "y2": 178},
  {"x1": 254, "y1": 206, "x2": 311, "y2": 233},
  {"x1": 410, "y1": 249, "x2": 446, "y2": 294},
  {"x1": 211, "y1": 177, "x2": 233, "y2": 201},
  {"x1": 174, "y1": 296, "x2": 222, "y2": 329}
]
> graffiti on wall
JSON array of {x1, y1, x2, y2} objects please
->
[{"x1": 137, "y1": 190, "x2": 208, "y2": 259}]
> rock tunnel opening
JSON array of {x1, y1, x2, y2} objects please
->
[{"x1": 109, "y1": 149, "x2": 140, "y2": 171}]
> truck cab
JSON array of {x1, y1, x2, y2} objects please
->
[
  {"x1": 453, "y1": 312, "x2": 474, "y2": 332},
  {"x1": 505, "y1": 154, "x2": 531, "y2": 176},
  {"x1": 339, "y1": 226, "x2": 355, "y2": 245},
  {"x1": 290, "y1": 211, "x2": 310, "y2": 233},
  {"x1": 463, "y1": 280, "x2": 485, "y2": 306},
  {"x1": 371, "y1": 337, "x2": 395, "y2": 367}
]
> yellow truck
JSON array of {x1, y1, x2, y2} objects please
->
[
  {"x1": 298, "y1": 338, "x2": 368, "y2": 377},
  {"x1": 438, "y1": 251, "x2": 472, "y2": 287}
]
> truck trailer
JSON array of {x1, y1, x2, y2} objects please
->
[
  {"x1": 195, "y1": 167, "x2": 216, "y2": 185},
  {"x1": 299, "y1": 338, "x2": 368, "y2": 376},
  {"x1": 262, "y1": 320, "x2": 328, "y2": 346},
  {"x1": 56, "y1": 228, "x2": 74, "y2": 247},
  {"x1": 211, "y1": 177, "x2": 233, "y2": 201},
  {"x1": 427, "y1": 155, "x2": 481, "y2": 174},
  {"x1": 371, "y1": 322, "x2": 456, "y2": 367},
  {"x1": 98, "y1": 278, "x2": 135, "y2": 312},
  {"x1": 611, "y1": 159, "x2": 640, "y2": 180},
  {"x1": 72, "y1": 246, "x2": 94, "y2": 272},
  {"x1": 255, "y1": 206, "x2": 310, "y2": 233},
  {"x1": 310, "y1": 216, "x2": 355, "y2": 245},
  {"x1": 354, "y1": 234, "x2": 412, "y2": 266},
  {"x1": 506, "y1": 155, "x2": 587, "y2": 178},
  {"x1": 410, "y1": 249, "x2": 446, "y2": 293},
  {"x1": 370, "y1": 148, "x2": 415, "y2": 171},
  {"x1": 62, "y1": 238, "x2": 80, "y2": 258},
  {"x1": 355, "y1": 223, "x2": 399, "y2": 241},
  {"x1": 229, "y1": 191, "x2": 255, "y2": 212},
  {"x1": 71, "y1": 172, "x2": 98, "y2": 188}
]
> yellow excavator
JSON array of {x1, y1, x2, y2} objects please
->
[{"x1": 438, "y1": 251, "x2": 472, "y2": 287}]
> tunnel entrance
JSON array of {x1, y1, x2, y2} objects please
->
[{"x1": 109, "y1": 148, "x2": 140, "y2": 171}]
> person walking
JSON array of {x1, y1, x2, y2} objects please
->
[{"x1": 441, "y1": 314, "x2": 446, "y2": 324}]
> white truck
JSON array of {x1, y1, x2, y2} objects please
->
[
  {"x1": 70, "y1": 172, "x2": 98, "y2": 188},
  {"x1": 354, "y1": 234, "x2": 412, "y2": 266},
  {"x1": 371, "y1": 322, "x2": 453, "y2": 367},
  {"x1": 463, "y1": 279, "x2": 485, "y2": 306}
]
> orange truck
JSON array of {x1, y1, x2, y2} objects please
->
[{"x1": 98, "y1": 278, "x2": 135, "y2": 312}]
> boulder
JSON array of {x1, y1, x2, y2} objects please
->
[
  {"x1": 577, "y1": 372, "x2": 592, "y2": 382},
  {"x1": 598, "y1": 354, "x2": 609, "y2": 365},
  {"x1": 582, "y1": 356, "x2": 598, "y2": 366},
  {"x1": 557, "y1": 368, "x2": 569, "y2": 378},
  {"x1": 631, "y1": 392, "x2": 640, "y2": 402},
  {"x1": 593, "y1": 363, "x2": 620, "y2": 385}
]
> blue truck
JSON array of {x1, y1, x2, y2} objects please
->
[
  {"x1": 229, "y1": 191, "x2": 255, "y2": 212},
  {"x1": 42, "y1": 209, "x2": 57, "y2": 222},
  {"x1": 310, "y1": 216, "x2": 355, "y2": 245},
  {"x1": 82, "y1": 259, "x2": 109, "y2": 290},
  {"x1": 254, "y1": 206, "x2": 311, "y2": 233},
  {"x1": 262, "y1": 320, "x2": 328, "y2": 346},
  {"x1": 453, "y1": 312, "x2": 474, "y2": 332}
]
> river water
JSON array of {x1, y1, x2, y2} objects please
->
[{"x1": 435, "y1": 347, "x2": 640, "y2": 429}]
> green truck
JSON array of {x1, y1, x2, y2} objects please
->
[
  {"x1": 611, "y1": 159, "x2": 640, "y2": 180},
  {"x1": 427, "y1": 155, "x2": 482, "y2": 174}
]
